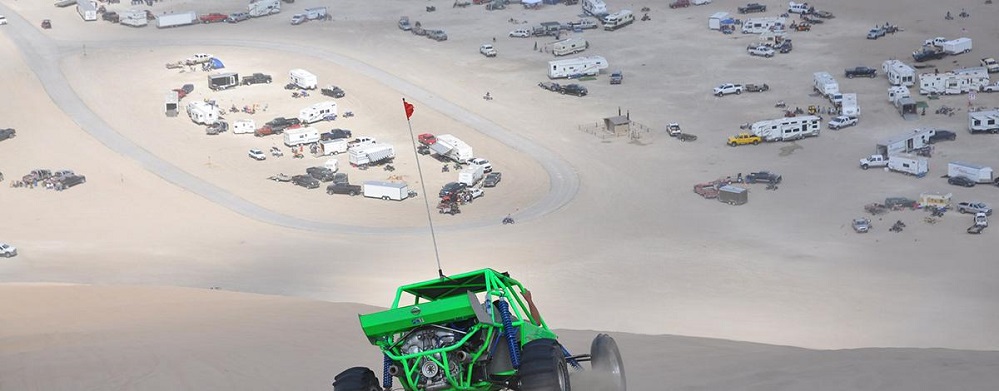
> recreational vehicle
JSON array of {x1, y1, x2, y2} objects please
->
[
  {"x1": 552, "y1": 37, "x2": 589, "y2": 56},
  {"x1": 298, "y1": 101, "x2": 338, "y2": 123},
  {"x1": 76, "y1": 0, "x2": 97, "y2": 21},
  {"x1": 548, "y1": 56, "x2": 608, "y2": 79},
  {"x1": 186, "y1": 101, "x2": 219, "y2": 125},
  {"x1": 208, "y1": 73, "x2": 239, "y2": 91},
  {"x1": 289, "y1": 69, "x2": 318, "y2": 90},
  {"x1": 248, "y1": 0, "x2": 281, "y2": 17},
  {"x1": 232, "y1": 119, "x2": 256, "y2": 134},
  {"x1": 750, "y1": 115, "x2": 822, "y2": 141},
  {"x1": 882, "y1": 59, "x2": 915, "y2": 87},
  {"x1": 741, "y1": 17, "x2": 785, "y2": 34},
  {"x1": 283, "y1": 126, "x2": 321, "y2": 147},
  {"x1": 812, "y1": 72, "x2": 842, "y2": 104},
  {"x1": 603, "y1": 10, "x2": 634, "y2": 31},
  {"x1": 969, "y1": 110, "x2": 999, "y2": 134},
  {"x1": 581, "y1": 0, "x2": 607, "y2": 16},
  {"x1": 840, "y1": 93, "x2": 860, "y2": 117},
  {"x1": 876, "y1": 128, "x2": 934, "y2": 156},
  {"x1": 120, "y1": 9, "x2": 148, "y2": 27}
]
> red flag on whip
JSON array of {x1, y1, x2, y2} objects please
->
[{"x1": 403, "y1": 99, "x2": 415, "y2": 120}]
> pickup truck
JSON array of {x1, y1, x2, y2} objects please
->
[
  {"x1": 560, "y1": 84, "x2": 588, "y2": 97},
  {"x1": 745, "y1": 171, "x2": 782, "y2": 184},
  {"x1": 0, "y1": 128, "x2": 15, "y2": 141},
  {"x1": 738, "y1": 3, "x2": 766, "y2": 14},
  {"x1": 479, "y1": 44, "x2": 497, "y2": 57},
  {"x1": 845, "y1": 66, "x2": 877, "y2": 78},
  {"x1": 184, "y1": 53, "x2": 213, "y2": 65},
  {"x1": 713, "y1": 83, "x2": 744, "y2": 96},
  {"x1": 958, "y1": 201, "x2": 992, "y2": 215},
  {"x1": 981, "y1": 57, "x2": 999, "y2": 73},
  {"x1": 610, "y1": 70, "x2": 623, "y2": 85},
  {"x1": 860, "y1": 154, "x2": 888, "y2": 170},
  {"x1": 980, "y1": 81, "x2": 999, "y2": 92},
  {"x1": 728, "y1": 133, "x2": 761, "y2": 147},
  {"x1": 199, "y1": 13, "x2": 228, "y2": 23},
  {"x1": 321, "y1": 85, "x2": 346, "y2": 98},
  {"x1": 867, "y1": 26, "x2": 886, "y2": 39},
  {"x1": 747, "y1": 45, "x2": 775, "y2": 58},
  {"x1": 913, "y1": 48, "x2": 947, "y2": 62},
  {"x1": 241, "y1": 73, "x2": 273, "y2": 85},
  {"x1": 828, "y1": 115, "x2": 858, "y2": 130},
  {"x1": 327, "y1": 182, "x2": 362, "y2": 196}
]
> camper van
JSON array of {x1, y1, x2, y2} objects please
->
[
  {"x1": 882, "y1": 59, "x2": 915, "y2": 87},
  {"x1": 552, "y1": 37, "x2": 589, "y2": 56},
  {"x1": 602, "y1": 10, "x2": 634, "y2": 31},
  {"x1": 186, "y1": 101, "x2": 219, "y2": 125},
  {"x1": 289, "y1": 69, "x2": 318, "y2": 90},
  {"x1": 298, "y1": 101, "x2": 338, "y2": 123},
  {"x1": 582, "y1": 0, "x2": 607, "y2": 16},
  {"x1": 548, "y1": 56, "x2": 608, "y2": 79},
  {"x1": 283, "y1": 126, "x2": 321, "y2": 147},
  {"x1": 969, "y1": 110, "x2": 999, "y2": 134},
  {"x1": 208, "y1": 73, "x2": 239, "y2": 91},
  {"x1": 750, "y1": 115, "x2": 822, "y2": 142},
  {"x1": 741, "y1": 17, "x2": 786, "y2": 34}
]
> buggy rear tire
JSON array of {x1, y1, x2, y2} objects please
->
[
  {"x1": 590, "y1": 334, "x2": 626, "y2": 391},
  {"x1": 332, "y1": 367, "x2": 381, "y2": 391},
  {"x1": 519, "y1": 339, "x2": 570, "y2": 391}
]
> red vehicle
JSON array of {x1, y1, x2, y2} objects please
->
[
  {"x1": 669, "y1": 0, "x2": 690, "y2": 8},
  {"x1": 417, "y1": 133, "x2": 437, "y2": 145},
  {"x1": 199, "y1": 13, "x2": 228, "y2": 24}
]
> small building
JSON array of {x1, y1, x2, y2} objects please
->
[
  {"x1": 603, "y1": 115, "x2": 630, "y2": 135},
  {"x1": 876, "y1": 128, "x2": 934, "y2": 156}
]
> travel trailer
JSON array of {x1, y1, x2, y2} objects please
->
[
  {"x1": 547, "y1": 56, "x2": 608, "y2": 79},
  {"x1": 741, "y1": 17, "x2": 786, "y2": 34},
  {"x1": 186, "y1": 101, "x2": 219, "y2": 125},
  {"x1": 77, "y1": 0, "x2": 97, "y2": 21},
  {"x1": 289, "y1": 69, "x2": 318, "y2": 90},
  {"x1": 283, "y1": 126, "x2": 321, "y2": 147},
  {"x1": 750, "y1": 115, "x2": 822, "y2": 141},
  {"x1": 969, "y1": 110, "x2": 999, "y2": 134},
  {"x1": 876, "y1": 128, "x2": 934, "y2": 156},
  {"x1": 552, "y1": 37, "x2": 589, "y2": 57},
  {"x1": 298, "y1": 101, "x2": 338, "y2": 123},
  {"x1": 603, "y1": 10, "x2": 634, "y2": 31},
  {"x1": 888, "y1": 86, "x2": 918, "y2": 120},
  {"x1": 919, "y1": 67, "x2": 990, "y2": 95},
  {"x1": 813, "y1": 71, "x2": 842, "y2": 104},
  {"x1": 840, "y1": 93, "x2": 860, "y2": 117},
  {"x1": 248, "y1": 0, "x2": 281, "y2": 17},
  {"x1": 882, "y1": 59, "x2": 916, "y2": 87},
  {"x1": 232, "y1": 119, "x2": 256, "y2": 134}
]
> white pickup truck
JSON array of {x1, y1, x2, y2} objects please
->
[
  {"x1": 980, "y1": 81, "x2": 999, "y2": 92},
  {"x1": 479, "y1": 44, "x2": 497, "y2": 57},
  {"x1": 860, "y1": 154, "x2": 888, "y2": 170},
  {"x1": 713, "y1": 83, "x2": 744, "y2": 96}
]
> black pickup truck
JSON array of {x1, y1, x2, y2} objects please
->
[
  {"x1": 326, "y1": 182, "x2": 361, "y2": 196},
  {"x1": 845, "y1": 66, "x2": 877, "y2": 78},
  {"x1": 913, "y1": 48, "x2": 947, "y2": 62},
  {"x1": 738, "y1": 3, "x2": 766, "y2": 13},
  {"x1": 241, "y1": 73, "x2": 272, "y2": 85}
]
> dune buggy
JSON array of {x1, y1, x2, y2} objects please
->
[{"x1": 332, "y1": 269, "x2": 626, "y2": 391}]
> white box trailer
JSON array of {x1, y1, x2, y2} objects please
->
[
  {"x1": 582, "y1": 0, "x2": 607, "y2": 16},
  {"x1": 248, "y1": 0, "x2": 281, "y2": 17},
  {"x1": 77, "y1": 0, "x2": 97, "y2": 21},
  {"x1": 232, "y1": 119, "x2": 256, "y2": 134},
  {"x1": 840, "y1": 93, "x2": 860, "y2": 117},
  {"x1": 298, "y1": 101, "x2": 338, "y2": 123},
  {"x1": 547, "y1": 56, "x2": 608, "y2": 79},
  {"x1": 289, "y1": 69, "x2": 318, "y2": 90},
  {"x1": 319, "y1": 139, "x2": 348, "y2": 155},
  {"x1": 349, "y1": 143, "x2": 395, "y2": 166},
  {"x1": 942, "y1": 37, "x2": 973, "y2": 55},
  {"x1": 430, "y1": 134, "x2": 473, "y2": 163},
  {"x1": 948, "y1": 161, "x2": 994, "y2": 183},
  {"x1": 887, "y1": 153, "x2": 928, "y2": 176},
  {"x1": 283, "y1": 126, "x2": 320, "y2": 146},
  {"x1": 969, "y1": 110, "x2": 999, "y2": 134},
  {"x1": 157, "y1": 11, "x2": 197, "y2": 28},
  {"x1": 552, "y1": 37, "x2": 589, "y2": 57},
  {"x1": 120, "y1": 9, "x2": 148, "y2": 27},
  {"x1": 750, "y1": 115, "x2": 822, "y2": 142},
  {"x1": 458, "y1": 165, "x2": 485, "y2": 186},
  {"x1": 741, "y1": 17, "x2": 786, "y2": 34},
  {"x1": 876, "y1": 128, "x2": 934, "y2": 156},
  {"x1": 882, "y1": 59, "x2": 915, "y2": 87},
  {"x1": 363, "y1": 181, "x2": 410, "y2": 201},
  {"x1": 186, "y1": 101, "x2": 219, "y2": 125},
  {"x1": 708, "y1": 12, "x2": 730, "y2": 30}
]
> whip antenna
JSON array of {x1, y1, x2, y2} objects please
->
[{"x1": 401, "y1": 98, "x2": 447, "y2": 278}]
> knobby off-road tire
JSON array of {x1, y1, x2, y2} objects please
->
[
  {"x1": 332, "y1": 367, "x2": 381, "y2": 391},
  {"x1": 519, "y1": 339, "x2": 570, "y2": 391},
  {"x1": 591, "y1": 334, "x2": 626, "y2": 391}
]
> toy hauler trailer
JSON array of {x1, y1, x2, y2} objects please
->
[
  {"x1": 157, "y1": 11, "x2": 198, "y2": 28},
  {"x1": 876, "y1": 128, "x2": 934, "y2": 156},
  {"x1": 363, "y1": 181, "x2": 410, "y2": 201},
  {"x1": 298, "y1": 101, "x2": 338, "y2": 123},
  {"x1": 882, "y1": 59, "x2": 915, "y2": 87},
  {"x1": 548, "y1": 55, "x2": 608, "y2": 79},
  {"x1": 289, "y1": 69, "x2": 318, "y2": 89},
  {"x1": 429, "y1": 134, "x2": 473, "y2": 163}
]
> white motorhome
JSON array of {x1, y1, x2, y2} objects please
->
[
  {"x1": 298, "y1": 101, "x2": 338, "y2": 123},
  {"x1": 741, "y1": 17, "x2": 786, "y2": 34},
  {"x1": 76, "y1": 0, "x2": 97, "y2": 21},
  {"x1": 289, "y1": 69, "x2": 318, "y2": 90},
  {"x1": 186, "y1": 101, "x2": 218, "y2": 125},
  {"x1": 603, "y1": 10, "x2": 634, "y2": 31},
  {"x1": 582, "y1": 0, "x2": 607, "y2": 16},
  {"x1": 812, "y1": 71, "x2": 842, "y2": 104},
  {"x1": 552, "y1": 37, "x2": 589, "y2": 57},
  {"x1": 120, "y1": 9, "x2": 148, "y2": 27},
  {"x1": 319, "y1": 139, "x2": 348, "y2": 155},
  {"x1": 363, "y1": 181, "x2": 410, "y2": 201},
  {"x1": 840, "y1": 93, "x2": 859, "y2": 117},
  {"x1": 787, "y1": 1, "x2": 810, "y2": 13},
  {"x1": 876, "y1": 128, "x2": 934, "y2": 156},
  {"x1": 248, "y1": 0, "x2": 281, "y2": 17},
  {"x1": 750, "y1": 115, "x2": 822, "y2": 142},
  {"x1": 882, "y1": 59, "x2": 916, "y2": 87},
  {"x1": 232, "y1": 119, "x2": 256, "y2": 134},
  {"x1": 547, "y1": 56, "x2": 608, "y2": 79},
  {"x1": 283, "y1": 126, "x2": 321, "y2": 147},
  {"x1": 887, "y1": 153, "x2": 929, "y2": 176},
  {"x1": 458, "y1": 165, "x2": 485, "y2": 186},
  {"x1": 948, "y1": 161, "x2": 994, "y2": 183},
  {"x1": 430, "y1": 134, "x2": 474, "y2": 163},
  {"x1": 349, "y1": 143, "x2": 395, "y2": 166},
  {"x1": 969, "y1": 110, "x2": 999, "y2": 134}
]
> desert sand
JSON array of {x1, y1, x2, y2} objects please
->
[{"x1": 2, "y1": 0, "x2": 999, "y2": 388}]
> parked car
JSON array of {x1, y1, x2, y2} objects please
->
[
  {"x1": 745, "y1": 171, "x2": 782, "y2": 184},
  {"x1": 928, "y1": 130, "x2": 956, "y2": 143},
  {"x1": 610, "y1": 70, "x2": 623, "y2": 85},
  {"x1": 483, "y1": 172, "x2": 502, "y2": 187},
  {"x1": 867, "y1": 26, "x2": 886, "y2": 39},
  {"x1": 248, "y1": 149, "x2": 267, "y2": 160},
  {"x1": 828, "y1": 116, "x2": 858, "y2": 130},
  {"x1": 958, "y1": 202, "x2": 992, "y2": 216},
  {"x1": 852, "y1": 217, "x2": 871, "y2": 233},
  {"x1": 60, "y1": 174, "x2": 87, "y2": 188},
  {"x1": 292, "y1": 174, "x2": 320, "y2": 189},
  {"x1": 738, "y1": 3, "x2": 766, "y2": 13},
  {"x1": 0, "y1": 128, "x2": 15, "y2": 141},
  {"x1": 509, "y1": 28, "x2": 531, "y2": 38},
  {"x1": 560, "y1": 84, "x2": 588, "y2": 96},
  {"x1": 306, "y1": 166, "x2": 337, "y2": 182},
  {"x1": 468, "y1": 188, "x2": 484, "y2": 199},
  {"x1": 0, "y1": 243, "x2": 17, "y2": 258},
  {"x1": 326, "y1": 182, "x2": 361, "y2": 196},
  {"x1": 948, "y1": 176, "x2": 976, "y2": 187},
  {"x1": 332, "y1": 172, "x2": 349, "y2": 185},
  {"x1": 325, "y1": 128, "x2": 352, "y2": 140},
  {"x1": 102, "y1": 11, "x2": 119, "y2": 23},
  {"x1": 241, "y1": 73, "x2": 273, "y2": 85},
  {"x1": 321, "y1": 85, "x2": 346, "y2": 98},
  {"x1": 468, "y1": 157, "x2": 492, "y2": 173},
  {"x1": 199, "y1": 13, "x2": 228, "y2": 24},
  {"x1": 747, "y1": 45, "x2": 775, "y2": 58},
  {"x1": 439, "y1": 182, "x2": 467, "y2": 198},
  {"x1": 226, "y1": 12, "x2": 249, "y2": 23}
]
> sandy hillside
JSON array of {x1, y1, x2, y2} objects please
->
[{"x1": 1, "y1": 0, "x2": 999, "y2": 374}]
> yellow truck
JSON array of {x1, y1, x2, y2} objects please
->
[{"x1": 728, "y1": 132, "x2": 761, "y2": 147}]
